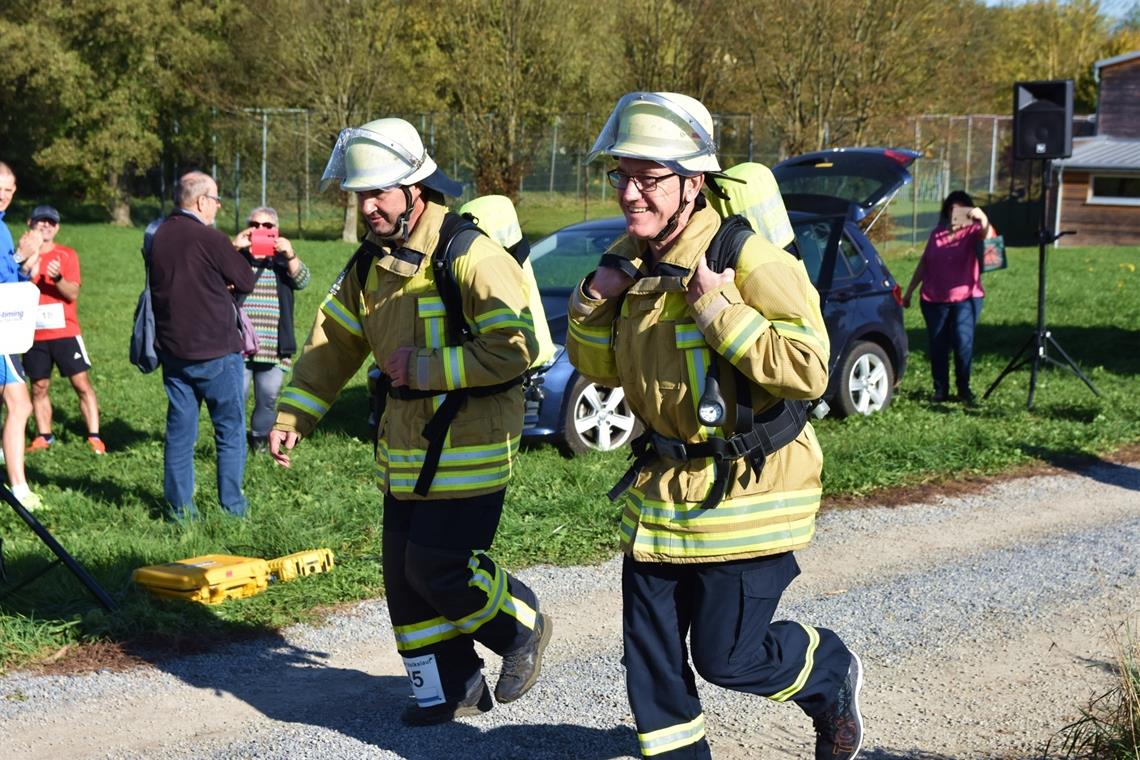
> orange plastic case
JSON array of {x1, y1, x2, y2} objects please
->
[{"x1": 133, "y1": 554, "x2": 270, "y2": 605}]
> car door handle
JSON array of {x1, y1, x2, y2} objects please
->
[{"x1": 830, "y1": 290, "x2": 855, "y2": 302}]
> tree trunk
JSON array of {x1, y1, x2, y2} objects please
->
[
  {"x1": 109, "y1": 199, "x2": 132, "y2": 227},
  {"x1": 107, "y1": 169, "x2": 132, "y2": 226},
  {"x1": 341, "y1": 196, "x2": 357, "y2": 242}
]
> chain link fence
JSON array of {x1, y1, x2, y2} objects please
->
[{"x1": 193, "y1": 108, "x2": 1094, "y2": 243}]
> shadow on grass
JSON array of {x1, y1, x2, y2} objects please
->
[
  {"x1": 310, "y1": 385, "x2": 375, "y2": 443},
  {"x1": 39, "y1": 472, "x2": 167, "y2": 519},
  {"x1": 906, "y1": 324, "x2": 1140, "y2": 377},
  {"x1": 1018, "y1": 446, "x2": 1140, "y2": 493},
  {"x1": 99, "y1": 417, "x2": 157, "y2": 451}
]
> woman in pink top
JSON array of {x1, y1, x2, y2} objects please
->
[{"x1": 902, "y1": 191, "x2": 990, "y2": 403}]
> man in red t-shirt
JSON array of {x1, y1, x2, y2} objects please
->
[{"x1": 22, "y1": 206, "x2": 105, "y2": 454}]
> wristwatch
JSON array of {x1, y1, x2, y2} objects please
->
[{"x1": 51, "y1": 272, "x2": 63, "y2": 283}]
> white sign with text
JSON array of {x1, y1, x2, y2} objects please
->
[{"x1": 0, "y1": 282, "x2": 41, "y2": 354}]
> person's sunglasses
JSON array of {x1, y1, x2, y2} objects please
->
[
  {"x1": 606, "y1": 169, "x2": 679, "y2": 193},
  {"x1": 249, "y1": 221, "x2": 276, "y2": 229}
]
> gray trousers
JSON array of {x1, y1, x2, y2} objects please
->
[{"x1": 243, "y1": 361, "x2": 285, "y2": 441}]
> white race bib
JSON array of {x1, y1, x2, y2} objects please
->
[
  {"x1": 402, "y1": 653, "x2": 445, "y2": 707},
  {"x1": 35, "y1": 302, "x2": 65, "y2": 330}
]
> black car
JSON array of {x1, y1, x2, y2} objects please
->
[{"x1": 523, "y1": 148, "x2": 916, "y2": 453}]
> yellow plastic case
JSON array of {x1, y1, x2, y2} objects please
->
[
  {"x1": 133, "y1": 554, "x2": 270, "y2": 605},
  {"x1": 267, "y1": 549, "x2": 335, "y2": 582}
]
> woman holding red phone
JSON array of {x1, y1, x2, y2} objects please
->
[
  {"x1": 902, "y1": 190, "x2": 992, "y2": 404},
  {"x1": 232, "y1": 207, "x2": 310, "y2": 450}
]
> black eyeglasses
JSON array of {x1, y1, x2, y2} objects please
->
[
  {"x1": 606, "y1": 169, "x2": 679, "y2": 193},
  {"x1": 249, "y1": 221, "x2": 276, "y2": 229},
  {"x1": 204, "y1": 194, "x2": 223, "y2": 204}
]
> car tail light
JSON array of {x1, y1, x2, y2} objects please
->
[
  {"x1": 891, "y1": 284, "x2": 904, "y2": 306},
  {"x1": 884, "y1": 149, "x2": 912, "y2": 166}
]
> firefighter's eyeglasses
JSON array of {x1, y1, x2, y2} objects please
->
[{"x1": 606, "y1": 170, "x2": 679, "y2": 193}]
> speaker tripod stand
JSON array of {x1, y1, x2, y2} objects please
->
[
  {"x1": 983, "y1": 159, "x2": 1100, "y2": 410},
  {"x1": 0, "y1": 483, "x2": 117, "y2": 612}
]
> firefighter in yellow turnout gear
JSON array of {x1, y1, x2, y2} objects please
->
[
  {"x1": 269, "y1": 118, "x2": 551, "y2": 726},
  {"x1": 568, "y1": 93, "x2": 864, "y2": 759}
]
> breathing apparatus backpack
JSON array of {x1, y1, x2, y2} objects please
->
[
  {"x1": 605, "y1": 163, "x2": 820, "y2": 511},
  {"x1": 338, "y1": 195, "x2": 549, "y2": 496}
]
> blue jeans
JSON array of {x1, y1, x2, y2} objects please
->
[
  {"x1": 920, "y1": 297, "x2": 984, "y2": 398},
  {"x1": 243, "y1": 361, "x2": 285, "y2": 441},
  {"x1": 161, "y1": 352, "x2": 248, "y2": 518}
]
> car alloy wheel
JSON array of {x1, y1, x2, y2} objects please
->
[
  {"x1": 836, "y1": 341, "x2": 895, "y2": 416},
  {"x1": 563, "y1": 375, "x2": 641, "y2": 454}
]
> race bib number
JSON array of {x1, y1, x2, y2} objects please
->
[
  {"x1": 36, "y1": 302, "x2": 65, "y2": 330},
  {"x1": 402, "y1": 653, "x2": 445, "y2": 707}
]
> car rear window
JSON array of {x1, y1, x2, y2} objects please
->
[{"x1": 531, "y1": 228, "x2": 622, "y2": 290}]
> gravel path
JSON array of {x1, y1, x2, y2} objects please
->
[{"x1": 2, "y1": 459, "x2": 1138, "y2": 759}]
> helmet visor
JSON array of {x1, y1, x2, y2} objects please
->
[
  {"x1": 586, "y1": 92, "x2": 718, "y2": 165},
  {"x1": 319, "y1": 126, "x2": 427, "y2": 192}
]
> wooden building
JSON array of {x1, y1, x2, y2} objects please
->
[{"x1": 1053, "y1": 51, "x2": 1140, "y2": 247}]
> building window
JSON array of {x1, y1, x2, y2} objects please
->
[{"x1": 1088, "y1": 175, "x2": 1140, "y2": 206}]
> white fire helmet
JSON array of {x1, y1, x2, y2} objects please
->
[
  {"x1": 319, "y1": 117, "x2": 462, "y2": 197},
  {"x1": 587, "y1": 92, "x2": 721, "y2": 175}
]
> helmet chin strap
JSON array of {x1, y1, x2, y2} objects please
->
[
  {"x1": 380, "y1": 185, "x2": 416, "y2": 242},
  {"x1": 651, "y1": 175, "x2": 691, "y2": 243}
]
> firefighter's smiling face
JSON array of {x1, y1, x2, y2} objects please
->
[
  {"x1": 358, "y1": 184, "x2": 421, "y2": 239},
  {"x1": 616, "y1": 157, "x2": 689, "y2": 242}
]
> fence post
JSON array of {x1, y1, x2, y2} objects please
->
[
  {"x1": 965, "y1": 115, "x2": 972, "y2": 195},
  {"x1": 989, "y1": 116, "x2": 998, "y2": 197},
  {"x1": 913, "y1": 118, "x2": 920, "y2": 247},
  {"x1": 304, "y1": 109, "x2": 311, "y2": 229},
  {"x1": 234, "y1": 151, "x2": 241, "y2": 232},
  {"x1": 550, "y1": 117, "x2": 558, "y2": 193},
  {"x1": 748, "y1": 113, "x2": 754, "y2": 162},
  {"x1": 261, "y1": 110, "x2": 268, "y2": 208}
]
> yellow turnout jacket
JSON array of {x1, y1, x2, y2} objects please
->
[
  {"x1": 567, "y1": 205, "x2": 829, "y2": 563},
  {"x1": 275, "y1": 200, "x2": 538, "y2": 499}
]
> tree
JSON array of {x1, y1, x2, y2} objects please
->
[
  {"x1": 0, "y1": 0, "x2": 225, "y2": 225},
  {"x1": 613, "y1": 0, "x2": 736, "y2": 106},
  {"x1": 724, "y1": 0, "x2": 975, "y2": 157},
  {"x1": 221, "y1": 0, "x2": 435, "y2": 241},
  {"x1": 985, "y1": 0, "x2": 1114, "y2": 112},
  {"x1": 430, "y1": 0, "x2": 610, "y2": 199}
]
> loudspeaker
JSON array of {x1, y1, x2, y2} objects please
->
[{"x1": 1012, "y1": 80, "x2": 1073, "y2": 160}]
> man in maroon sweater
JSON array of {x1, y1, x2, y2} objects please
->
[{"x1": 150, "y1": 171, "x2": 256, "y2": 520}]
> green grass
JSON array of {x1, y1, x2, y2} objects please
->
[
  {"x1": 1, "y1": 214, "x2": 1139, "y2": 670},
  {"x1": 1047, "y1": 622, "x2": 1140, "y2": 758}
]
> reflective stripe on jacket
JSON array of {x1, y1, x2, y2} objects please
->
[
  {"x1": 276, "y1": 201, "x2": 538, "y2": 499},
  {"x1": 567, "y1": 205, "x2": 829, "y2": 563}
]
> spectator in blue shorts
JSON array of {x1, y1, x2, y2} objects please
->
[{"x1": 0, "y1": 162, "x2": 46, "y2": 509}]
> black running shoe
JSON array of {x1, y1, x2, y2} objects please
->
[
  {"x1": 400, "y1": 675, "x2": 493, "y2": 727},
  {"x1": 495, "y1": 613, "x2": 553, "y2": 703},
  {"x1": 813, "y1": 651, "x2": 864, "y2": 759}
]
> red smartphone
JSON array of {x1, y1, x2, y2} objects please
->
[{"x1": 250, "y1": 228, "x2": 279, "y2": 258}]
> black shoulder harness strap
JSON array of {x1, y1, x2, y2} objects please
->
[
  {"x1": 367, "y1": 212, "x2": 523, "y2": 497},
  {"x1": 607, "y1": 212, "x2": 810, "y2": 510}
]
